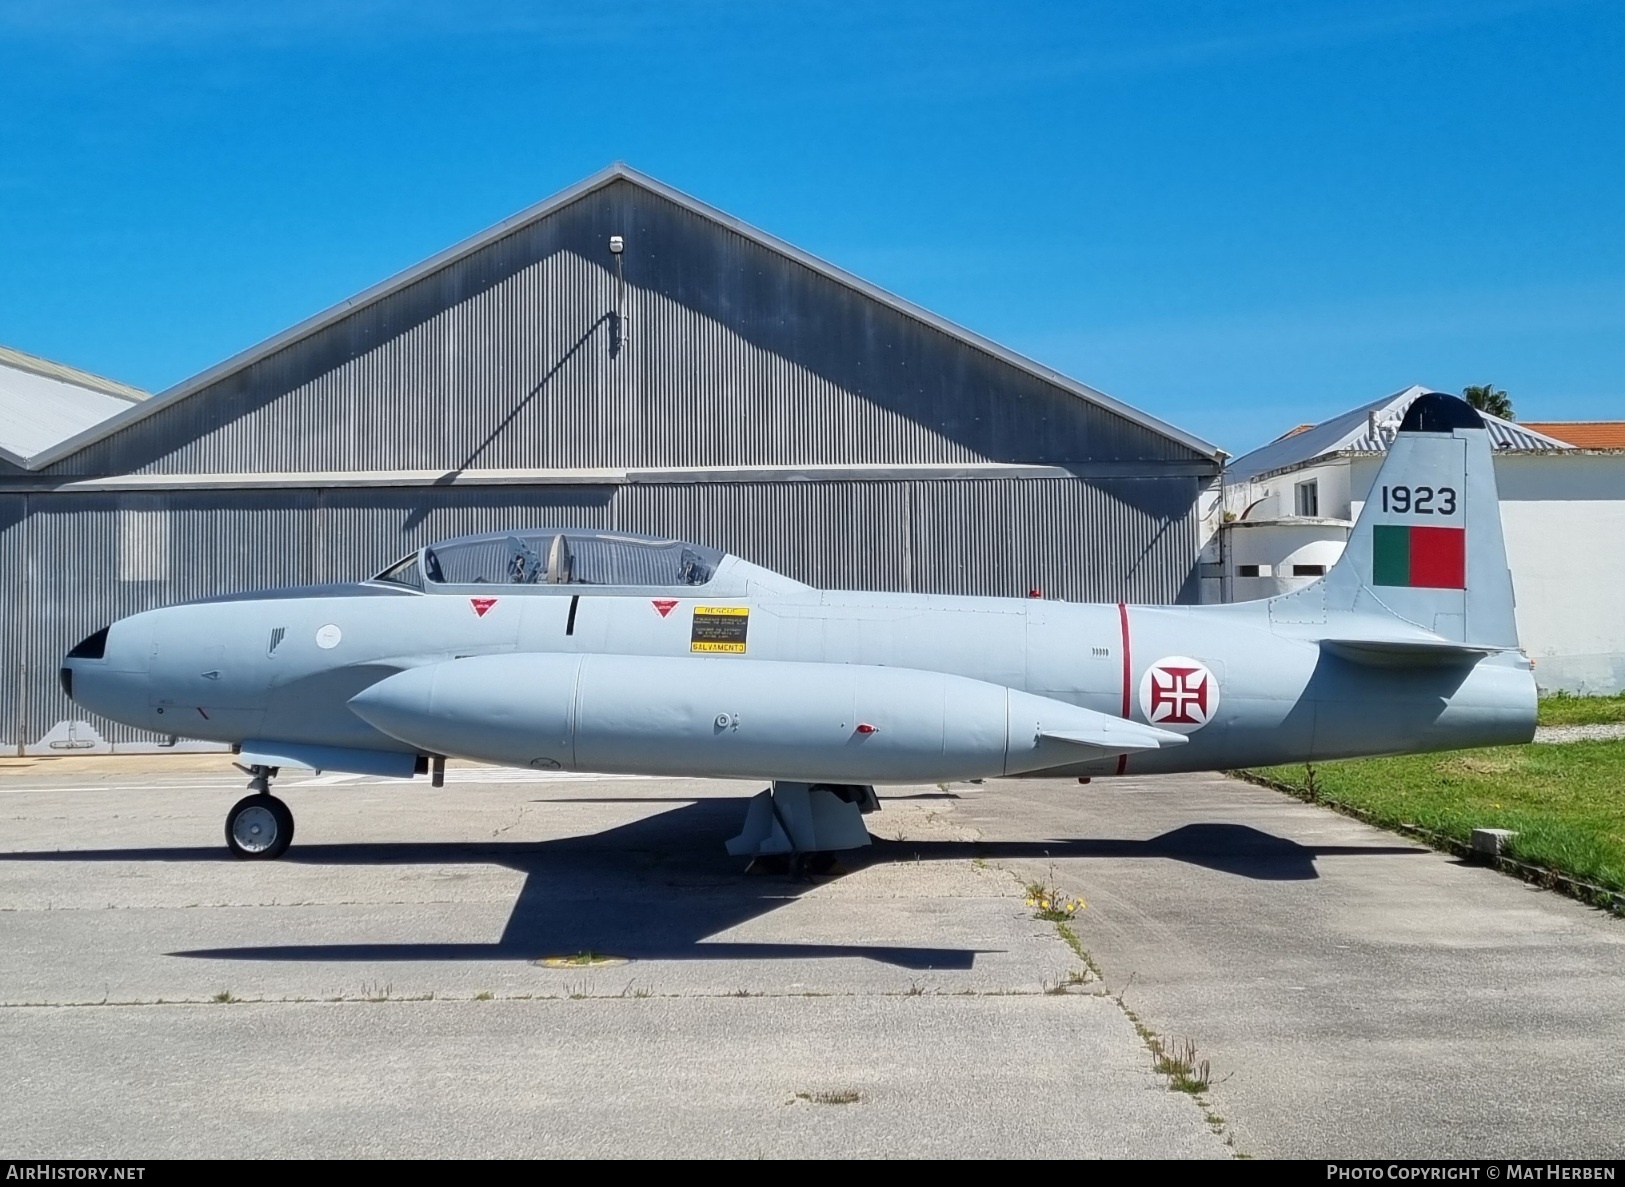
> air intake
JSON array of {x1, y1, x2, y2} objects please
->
[{"x1": 67, "y1": 627, "x2": 109, "y2": 659}]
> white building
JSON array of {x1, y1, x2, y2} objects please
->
[{"x1": 1220, "y1": 386, "x2": 1625, "y2": 694}]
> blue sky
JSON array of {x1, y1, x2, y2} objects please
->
[{"x1": 1, "y1": 0, "x2": 1620, "y2": 453}]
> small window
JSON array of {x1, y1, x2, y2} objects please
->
[
  {"x1": 1238, "y1": 564, "x2": 1261, "y2": 578},
  {"x1": 375, "y1": 553, "x2": 426, "y2": 591},
  {"x1": 1292, "y1": 564, "x2": 1326, "y2": 577},
  {"x1": 1295, "y1": 480, "x2": 1319, "y2": 518}
]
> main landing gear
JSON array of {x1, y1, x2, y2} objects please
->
[
  {"x1": 725, "y1": 781, "x2": 880, "y2": 874},
  {"x1": 225, "y1": 764, "x2": 294, "y2": 860}
]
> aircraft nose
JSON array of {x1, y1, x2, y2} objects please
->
[
  {"x1": 61, "y1": 626, "x2": 111, "y2": 700},
  {"x1": 60, "y1": 619, "x2": 157, "y2": 732}
]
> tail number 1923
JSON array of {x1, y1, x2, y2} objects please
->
[{"x1": 1380, "y1": 485, "x2": 1457, "y2": 516}]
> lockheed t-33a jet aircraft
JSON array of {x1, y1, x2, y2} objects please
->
[{"x1": 63, "y1": 393, "x2": 1534, "y2": 865}]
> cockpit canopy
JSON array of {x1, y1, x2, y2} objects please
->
[{"x1": 374, "y1": 530, "x2": 742, "y2": 591}]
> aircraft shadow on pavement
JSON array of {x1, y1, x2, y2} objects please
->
[
  {"x1": 889, "y1": 822, "x2": 1427, "y2": 882},
  {"x1": 0, "y1": 802, "x2": 1423, "y2": 968}
]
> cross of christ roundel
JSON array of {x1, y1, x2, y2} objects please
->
[{"x1": 1137, "y1": 656, "x2": 1220, "y2": 733}]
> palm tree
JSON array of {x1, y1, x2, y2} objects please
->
[{"x1": 1462, "y1": 384, "x2": 1514, "y2": 420}]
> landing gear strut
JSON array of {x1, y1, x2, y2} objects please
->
[
  {"x1": 225, "y1": 764, "x2": 294, "y2": 860},
  {"x1": 725, "y1": 781, "x2": 879, "y2": 872}
]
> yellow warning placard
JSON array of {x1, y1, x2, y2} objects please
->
[{"x1": 691, "y1": 605, "x2": 749, "y2": 653}]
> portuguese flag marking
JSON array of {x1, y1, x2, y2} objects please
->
[{"x1": 1372, "y1": 525, "x2": 1465, "y2": 589}]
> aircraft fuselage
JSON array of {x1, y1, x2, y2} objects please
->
[{"x1": 68, "y1": 583, "x2": 1536, "y2": 781}]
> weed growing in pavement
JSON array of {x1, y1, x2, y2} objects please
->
[
  {"x1": 1147, "y1": 1035, "x2": 1212, "y2": 1095},
  {"x1": 1043, "y1": 970, "x2": 1092, "y2": 995},
  {"x1": 1002, "y1": 861, "x2": 1238, "y2": 1152},
  {"x1": 1025, "y1": 867, "x2": 1085, "y2": 922}
]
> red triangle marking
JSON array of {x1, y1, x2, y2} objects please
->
[
  {"x1": 470, "y1": 597, "x2": 498, "y2": 618},
  {"x1": 652, "y1": 599, "x2": 678, "y2": 618}
]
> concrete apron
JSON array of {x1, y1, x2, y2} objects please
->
[{"x1": 0, "y1": 758, "x2": 1227, "y2": 1159}]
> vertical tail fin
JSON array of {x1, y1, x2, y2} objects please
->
[{"x1": 1319, "y1": 392, "x2": 1519, "y2": 647}]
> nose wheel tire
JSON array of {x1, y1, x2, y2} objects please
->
[{"x1": 225, "y1": 794, "x2": 294, "y2": 860}]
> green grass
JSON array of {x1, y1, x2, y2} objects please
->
[
  {"x1": 1539, "y1": 692, "x2": 1625, "y2": 727},
  {"x1": 1245, "y1": 739, "x2": 1625, "y2": 896}
]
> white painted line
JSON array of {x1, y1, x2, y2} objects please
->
[
  {"x1": 0, "y1": 770, "x2": 682, "y2": 794},
  {"x1": 0, "y1": 783, "x2": 250, "y2": 795}
]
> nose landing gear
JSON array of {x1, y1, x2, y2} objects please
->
[{"x1": 224, "y1": 764, "x2": 294, "y2": 860}]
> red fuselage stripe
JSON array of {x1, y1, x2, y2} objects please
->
[{"x1": 1117, "y1": 603, "x2": 1131, "y2": 776}]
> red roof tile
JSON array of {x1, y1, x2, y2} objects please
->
[{"x1": 1520, "y1": 421, "x2": 1625, "y2": 449}]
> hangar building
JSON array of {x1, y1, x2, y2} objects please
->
[{"x1": 1, "y1": 164, "x2": 1224, "y2": 754}]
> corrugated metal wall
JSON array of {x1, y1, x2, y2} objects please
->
[
  {"x1": 618, "y1": 476, "x2": 1202, "y2": 602},
  {"x1": 47, "y1": 179, "x2": 1202, "y2": 478},
  {"x1": 0, "y1": 495, "x2": 27, "y2": 746},
  {"x1": 13, "y1": 492, "x2": 315, "y2": 745},
  {"x1": 5, "y1": 475, "x2": 1199, "y2": 750},
  {"x1": 617, "y1": 480, "x2": 916, "y2": 592},
  {"x1": 311, "y1": 486, "x2": 617, "y2": 584},
  {"x1": 6, "y1": 172, "x2": 1214, "y2": 752}
]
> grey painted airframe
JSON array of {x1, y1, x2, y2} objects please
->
[{"x1": 63, "y1": 393, "x2": 1535, "y2": 863}]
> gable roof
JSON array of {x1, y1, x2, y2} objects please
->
[
  {"x1": 1227, "y1": 385, "x2": 1575, "y2": 483},
  {"x1": 1519, "y1": 421, "x2": 1625, "y2": 450},
  {"x1": 0, "y1": 344, "x2": 148, "y2": 469},
  {"x1": 15, "y1": 163, "x2": 1222, "y2": 473}
]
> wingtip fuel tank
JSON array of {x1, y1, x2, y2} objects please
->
[{"x1": 348, "y1": 652, "x2": 1187, "y2": 785}]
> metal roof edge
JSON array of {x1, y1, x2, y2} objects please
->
[
  {"x1": 1223, "y1": 514, "x2": 1354, "y2": 529},
  {"x1": 1236, "y1": 453, "x2": 1347, "y2": 484},
  {"x1": 0, "y1": 343, "x2": 150, "y2": 405},
  {"x1": 1235, "y1": 442, "x2": 1591, "y2": 487},
  {"x1": 1226, "y1": 385, "x2": 1584, "y2": 484},
  {"x1": 612, "y1": 166, "x2": 1225, "y2": 463},
  {"x1": 28, "y1": 162, "x2": 1222, "y2": 470},
  {"x1": 22, "y1": 164, "x2": 632, "y2": 471},
  {"x1": 1, "y1": 457, "x2": 1221, "y2": 494}
]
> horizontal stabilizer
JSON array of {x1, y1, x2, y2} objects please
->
[
  {"x1": 1038, "y1": 722, "x2": 1189, "y2": 752},
  {"x1": 1321, "y1": 638, "x2": 1505, "y2": 668}
]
